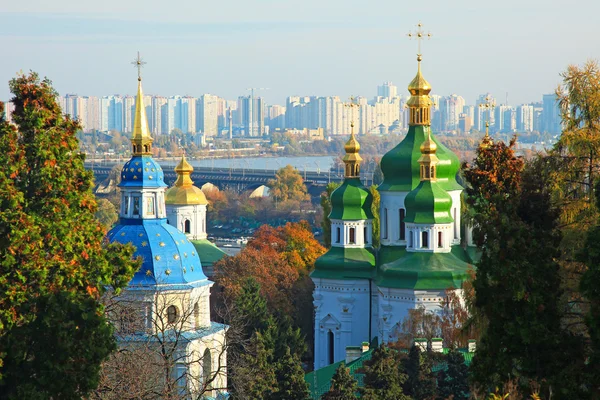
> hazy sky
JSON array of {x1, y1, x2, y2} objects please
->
[{"x1": 1, "y1": 0, "x2": 598, "y2": 106}]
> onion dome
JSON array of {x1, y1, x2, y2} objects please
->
[
  {"x1": 165, "y1": 156, "x2": 208, "y2": 205},
  {"x1": 120, "y1": 156, "x2": 166, "y2": 188},
  {"x1": 107, "y1": 220, "x2": 207, "y2": 288},
  {"x1": 330, "y1": 129, "x2": 373, "y2": 220}
]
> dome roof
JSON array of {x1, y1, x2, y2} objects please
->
[
  {"x1": 165, "y1": 156, "x2": 208, "y2": 206},
  {"x1": 330, "y1": 178, "x2": 374, "y2": 220},
  {"x1": 120, "y1": 156, "x2": 166, "y2": 188},
  {"x1": 379, "y1": 125, "x2": 462, "y2": 192},
  {"x1": 404, "y1": 180, "x2": 453, "y2": 225},
  {"x1": 107, "y1": 219, "x2": 208, "y2": 289}
]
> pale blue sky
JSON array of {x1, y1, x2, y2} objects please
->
[{"x1": 1, "y1": 0, "x2": 598, "y2": 106}]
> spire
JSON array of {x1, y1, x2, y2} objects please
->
[
  {"x1": 174, "y1": 155, "x2": 194, "y2": 187},
  {"x1": 406, "y1": 23, "x2": 433, "y2": 126},
  {"x1": 480, "y1": 121, "x2": 493, "y2": 149},
  {"x1": 418, "y1": 130, "x2": 439, "y2": 181},
  {"x1": 131, "y1": 52, "x2": 153, "y2": 156},
  {"x1": 479, "y1": 95, "x2": 495, "y2": 149},
  {"x1": 343, "y1": 98, "x2": 362, "y2": 178}
]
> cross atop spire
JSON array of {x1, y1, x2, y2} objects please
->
[
  {"x1": 479, "y1": 95, "x2": 496, "y2": 148},
  {"x1": 131, "y1": 51, "x2": 146, "y2": 82},
  {"x1": 344, "y1": 96, "x2": 359, "y2": 130},
  {"x1": 407, "y1": 22, "x2": 432, "y2": 61}
]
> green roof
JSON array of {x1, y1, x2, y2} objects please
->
[
  {"x1": 379, "y1": 125, "x2": 462, "y2": 193},
  {"x1": 376, "y1": 245, "x2": 474, "y2": 289},
  {"x1": 191, "y1": 239, "x2": 227, "y2": 267},
  {"x1": 404, "y1": 180, "x2": 453, "y2": 224},
  {"x1": 312, "y1": 246, "x2": 376, "y2": 280},
  {"x1": 329, "y1": 178, "x2": 374, "y2": 220}
]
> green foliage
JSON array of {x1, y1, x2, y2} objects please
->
[
  {"x1": 360, "y1": 344, "x2": 410, "y2": 400},
  {"x1": 321, "y1": 363, "x2": 358, "y2": 400},
  {"x1": 0, "y1": 73, "x2": 137, "y2": 397},
  {"x1": 95, "y1": 198, "x2": 118, "y2": 230},
  {"x1": 320, "y1": 182, "x2": 341, "y2": 247},
  {"x1": 234, "y1": 277, "x2": 270, "y2": 339},
  {"x1": 403, "y1": 345, "x2": 436, "y2": 400},
  {"x1": 369, "y1": 184, "x2": 380, "y2": 248},
  {"x1": 238, "y1": 331, "x2": 277, "y2": 400},
  {"x1": 437, "y1": 350, "x2": 469, "y2": 400},
  {"x1": 267, "y1": 165, "x2": 310, "y2": 205},
  {"x1": 272, "y1": 347, "x2": 311, "y2": 400}
]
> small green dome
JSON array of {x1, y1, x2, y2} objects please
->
[
  {"x1": 404, "y1": 180, "x2": 453, "y2": 224},
  {"x1": 379, "y1": 125, "x2": 462, "y2": 192},
  {"x1": 330, "y1": 178, "x2": 374, "y2": 220}
]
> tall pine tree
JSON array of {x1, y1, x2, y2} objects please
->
[
  {"x1": 272, "y1": 346, "x2": 310, "y2": 400},
  {"x1": 0, "y1": 73, "x2": 137, "y2": 398},
  {"x1": 321, "y1": 363, "x2": 358, "y2": 400},
  {"x1": 403, "y1": 345, "x2": 436, "y2": 400},
  {"x1": 360, "y1": 345, "x2": 410, "y2": 400},
  {"x1": 436, "y1": 350, "x2": 469, "y2": 400}
]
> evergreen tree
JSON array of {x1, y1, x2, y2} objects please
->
[
  {"x1": 272, "y1": 346, "x2": 310, "y2": 400},
  {"x1": 234, "y1": 277, "x2": 270, "y2": 339},
  {"x1": 369, "y1": 184, "x2": 380, "y2": 248},
  {"x1": 320, "y1": 182, "x2": 341, "y2": 247},
  {"x1": 0, "y1": 73, "x2": 137, "y2": 397},
  {"x1": 403, "y1": 345, "x2": 436, "y2": 400},
  {"x1": 236, "y1": 331, "x2": 277, "y2": 400},
  {"x1": 436, "y1": 350, "x2": 469, "y2": 400},
  {"x1": 321, "y1": 363, "x2": 358, "y2": 400},
  {"x1": 360, "y1": 345, "x2": 411, "y2": 400}
]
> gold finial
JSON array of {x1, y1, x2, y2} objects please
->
[
  {"x1": 479, "y1": 95, "x2": 495, "y2": 149},
  {"x1": 418, "y1": 131, "x2": 439, "y2": 181},
  {"x1": 406, "y1": 23, "x2": 433, "y2": 126},
  {"x1": 131, "y1": 51, "x2": 146, "y2": 82},
  {"x1": 131, "y1": 52, "x2": 153, "y2": 156},
  {"x1": 342, "y1": 97, "x2": 362, "y2": 178},
  {"x1": 174, "y1": 154, "x2": 194, "y2": 187}
]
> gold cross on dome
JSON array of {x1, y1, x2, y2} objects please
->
[
  {"x1": 131, "y1": 51, "x2": 146, "y2": 81},
  {"x1": 407, "y1": 22, "x2": 432, "y2": 56},
  {"x1": 344, "y1": 96, "x2": 359, "y2": 128}
]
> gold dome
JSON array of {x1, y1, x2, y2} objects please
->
[
  {"x1": 407, "y1": 55, "x2": 431, "y2": 96},
  {"x1": 165, "y1": 156, "x2": 208, "y2": 206},
  {"x1": 420, "y1": 137, "x2": 437, "y2": 154},
  {"x1": 344, "y1": 128, "x2": 361, "y2": 154}
]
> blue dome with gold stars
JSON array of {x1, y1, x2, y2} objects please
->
[
  {"x1": 107, "y1": 219, "x2": 207, "y2": 289},
  {"x1": 120, "y1": 155, "x2": 166, "y2": 188}
]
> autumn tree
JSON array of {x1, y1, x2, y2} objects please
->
[
  {"x1": 95, "y1": 198, "x2": 118, "y2": 229},
  {"x1": 267, "y1": 165, "x2": 310, "y2": 206},
  {"x1": 0, "y1": 73, "x2": 137, "y2": 398},
  {"x1": 321, "y1": 364, "x2": 358, "y2": 400},
  {"x1": 320, "y1": 182, "x2": 341, "y2": 247}
]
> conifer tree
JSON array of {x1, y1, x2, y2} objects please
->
[
  {"x1": 272, "y1": 346, "x2": 311, "y2": 400},
  {"x1": 321, "y1": 363, "x2": 358, "y2": 400},
  {"x1": 403, "y1": 345, "x2": 436, "y2": 400},
  {"x1": 360, "y1": 345, "x2": 410, "y2": 400},
  {"x1": 236, "y1": 331, "x2": 277, "y2": 400},
  {"x1": 436, "y1": 350, "x2": 469, "y2": 400},
  {"x1": 234, "y1": 277, "x2": 270, "y2": 339},
  {"x1": 0, "y1": 73, "x2": 137, "y2": 397}
]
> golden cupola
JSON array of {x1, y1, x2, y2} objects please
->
[
  {"x1": 406, "y1": 55, "x2": 432, "y2": 126},
  {"x1": 418, "y1": 131, "x2": 439, "y2": 181},
  {"x1": 343, "y1": 123, "x2": 362, "y2": 178},
  {"x1": 165, "y1": 156, "x2": 208, "y2": 205}
]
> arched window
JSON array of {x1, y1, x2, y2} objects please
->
[
  {"x1": 133, "y1": 197, "x2": 140, "y2": 216},
  {"x1": 203, "y1": 349, "x2": 212, "y2": 389},
  {"x1": 409, "y1": 231, "x2": 414, "y2": 247},
  {"x1": 438, "y1": 231, "x2": 443, "y2": 248},
  {"x1": 184, "y1": 219, "x2": 191, "y2": 234},
  {"x1": 328, "y1": 330, "x2": 335, "y2": 365},
  {"x1": 364, "y1": 227, "x2": 368, "y2": 245},
  {"x1": 349, "y1": 227, "x2": 355, "y2": 244},
  {"x1": 336, "y1": 227, "x2": 341, "y2": 243},
  {"x1": 194, "y1": 302, "x2": 199, "y2": 329},
  {"x1": 123, "y1": 195, "x2": 129, "y2": 215},
  {"x1": 167, "y1": 305, "x2": 179, "y2": 324},
  {"x1": 399, "y1": 209, "x2": 406, "y2": 240},
  {"x1": 144, "y1": 145, "x2": 148, "y2": 153},
  {"x1": 383, "y1": 208, "x2": 388, "y2": 239},
  {"x1": 422, "y1": 231, "x2": 429, "y2": 248}
]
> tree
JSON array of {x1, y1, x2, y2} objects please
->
[
  {"x1": 0, "y1": 73, "x2": 137, "y2": 398},
  {"x1": 369, "y1": 184, "x2": 380, "y2": 248},
  {"x1": 272, "y1": 347, "x2": 310, "y2": 400},
  {"x1": 267, "y1": 165, "x2": 310, "y2": 205},
  {"x1": 403, "y1": 345, "x2": 436, "y2": 400},
  {"x1": 95, "y1": 198, "x2": 118, "y2": 230},
  {"x1": 233, "y1": 331, "x2": 277, "y2": 400},
  {"x1": 321, "y1": 363, "x2": 358, "y2": 400},
  {"x1": 233, "y1": 277, "x2": 271, "y2": 339},
  {"x1": 436, "y1": 350, "x2": 469, "y2": 400},
  {"x1": 464, "y1": 141, "x2": 586, "y2": 397},
  {"x1": 320, "y1": 182, "x2": 341, "y2": 247},
  {"x1": 360, "y1": 345, "x2": 410, "y2": 400}
]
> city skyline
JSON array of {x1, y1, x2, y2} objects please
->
[{"x1": 2, "y1": 0, "x2": 599, "y2": 106}]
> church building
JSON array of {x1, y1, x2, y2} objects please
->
[
  {"x1": 106, "y1": 63, "x2": 227, "y2": 397},
  {"x1": 311, "y1": 52, "x2": 477, "y2": 369}
]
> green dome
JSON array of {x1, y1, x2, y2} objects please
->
[
  {"x1": 312, "y1": 247, "x2": 376, "y2": 280},
  {"x1": 404, "y1": 180, "x2": 453, "y2": 224},
  {"x1": 330, "y1": 178, "x2": 374, "y2": 220},
  {"x1": 379, "y1": 125, "x2": 462, "y2": 192}
]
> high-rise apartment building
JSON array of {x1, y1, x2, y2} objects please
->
[
  {"x1": 475, "y1": 93, "x2": 496, "y2": 131},
  {"x1": 197, "y1": 94, "x2": 219, "y2": 136},
  {"x1": 377, "y1": 82, "x2": 398, "y2": 99},
  {"x1": 542, "y1": 94, "x2": 561, "y2": 134},
  {"x1": 238, "y1": 96, "x2": 265, "y2": 136},
  {"x1": 516, "y1": 104, "x2": 534, "y2": 132}
]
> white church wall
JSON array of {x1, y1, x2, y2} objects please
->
[{"x1": 379, "y1": 191, "x2": 408, "y2": 246}]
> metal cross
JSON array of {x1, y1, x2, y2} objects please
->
[
  {"x1": 345, "y1": 96, "x2": 359, "y2": 128},
  {"x1": 479, "y1": 95, "x2": 496, "y2": 122},
  {"x1": 407, "y1": 22, "x2": 432, "y2": 55},
  {"x1": 131, "y1": 51, "x2": 146, "y2": 81}
]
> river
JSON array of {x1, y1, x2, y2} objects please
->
[{"x1": 161, "y1": 155, "x2": 336, "y2": 172}]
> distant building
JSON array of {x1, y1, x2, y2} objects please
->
[
  {"x1": 542, "y1": 93, "x2": 562, "y2": 134},
  {"x1": 377, "y1": 81, "x2": 398, "y2": 99},
  {"x1": 238, "y1": 95, "x2": 265, "y2": 136},
  {"x1": 197, "y1": 94, "x2": 219, "y2": 136},
  {"x1": 516, "y1": 104, "x2": 534, "y2": 132}
]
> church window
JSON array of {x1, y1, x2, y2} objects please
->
[
  {"x1": 167, "y1": 305, "x2": 179, "y2": 324},
  {"x1": 438, "y1": 231, "x2": 443, "y2": 248},
  {"x1": 383, "y1": 208, "x2": 388, "y2": 239},
  {"x1": 133, "y1": 197, "x2": 140, "y2": 216},
  {"x1": 453, "y1": 208, "x2": 458, "y2": 240},
  {"x1": 399, "y1": 209, "x2": 405, "y2": 240},
  {"x1": 194, "y1": 302, "x2": 199, "y2": 329},
  {"x1": 144, "y1": 145, "x2": 148, "y2": 153},
  {"x1": 409, "y1": 231, "x2": 414, "y2": 247},
  {"x1": 364, "y1": 227, "x2": 368, "y2": 245},
  {"x1": 184, "y1": 220, "x2": 191, "y2": 234},
  {"x1": 203, "y1": 349, "x2": 212, "y2": 390},
  {"x1": 349, "y1": 228, "x2": 355, "y2": 244},
  {"x1": 328, "y1": 330, "x2": 335, "y2": 365},
  {"x1": 123, "y1": 196, "x2": 129, "y2": 215},
  {"x1": 430, "y1": 166, "x2": 435, "y2": 179},
  {"x1": 146, "y1": 197, "x2": 155, "y2": 215},
  {"x1": 172, "y1": 363, "x2": 187, "y2": 395},
  {"x1": 422, "y1": 231, "x2": 429, "y2": 248},
  {"x1": 336, "y1": 227, "x2": 340, "y2": 243}
]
